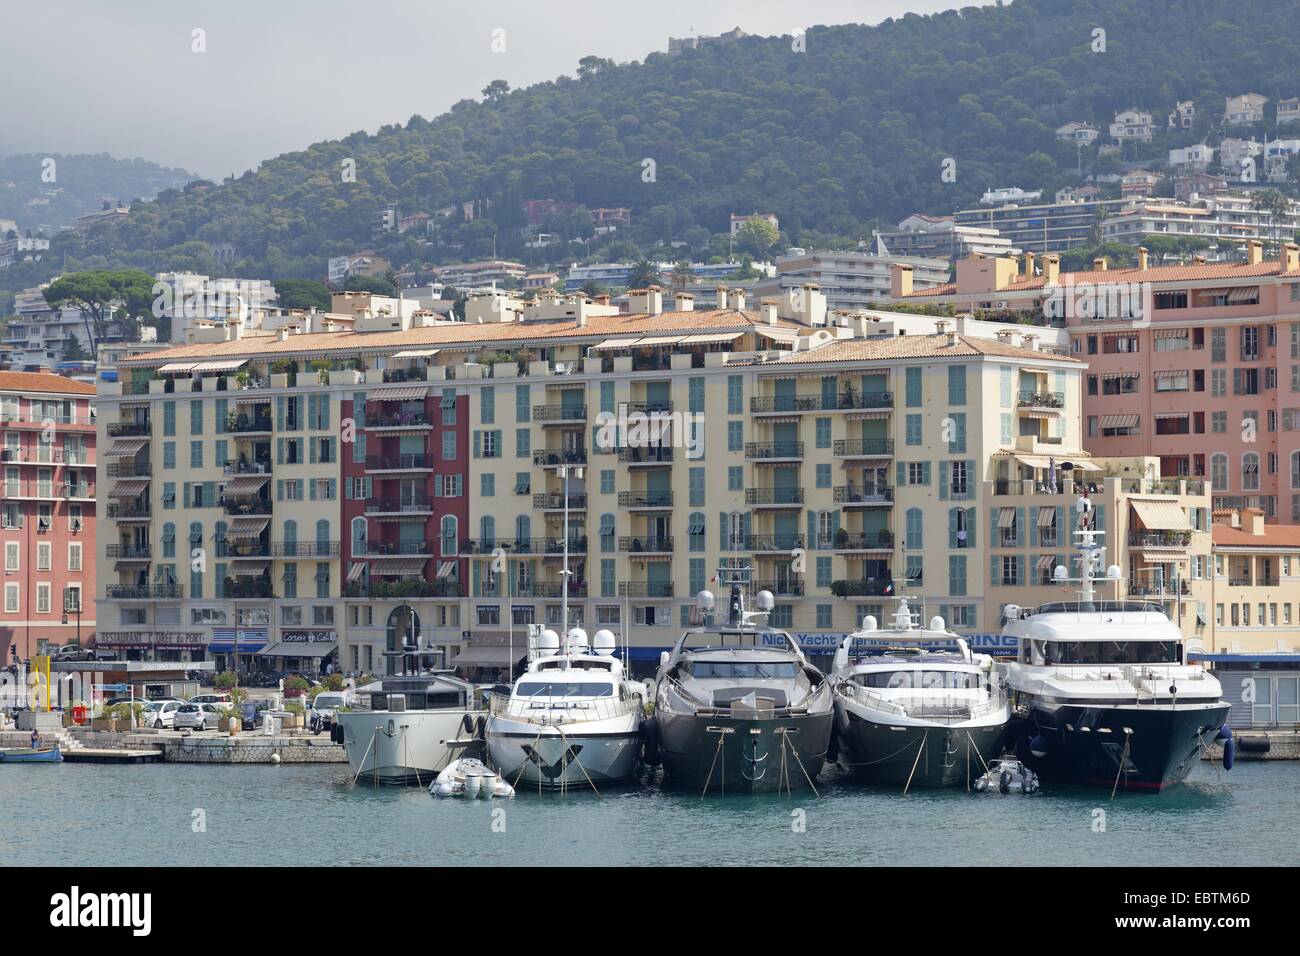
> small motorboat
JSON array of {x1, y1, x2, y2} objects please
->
[
  {"x1": 429, "y1": 758, "x2": 515, "y2": 799},
  {"x1": 973, "y1": 757, "x2": 1039, "y2": 794},
  {"x1": 0, "y1": 745, "x2": 63, "y2": 763}
]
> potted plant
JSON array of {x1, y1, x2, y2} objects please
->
[
  {"x1": 284, "y1": 675, "x2": 310, "y2": 699},
  {"x1": 218, "y1": 705, "x2": 242, "y2": 735},
  {"x1": 834, "y1": 527, "x2": 850, "y2": 549},
  {"x1": 284, "y1": 699, "x2": 305, "y2": 730}
]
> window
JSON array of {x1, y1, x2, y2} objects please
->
[
  {"x1": 905, "y1": 414, "x2": 922, "y2": 445},
  {"x1": 4, "y1": 541, "x2": 17, "y2": 571},
  {"x1": 515, "y1": 385, "x2": 531, "y2": 422},
  {"x1": 481, "y1": 473, "x2": 495, "y2": 497},
  {"x1": 906, "y1": 507, "x2": 923, "y2": 549},
  {"x1": 36, "y1": 583, "x2": 50, "y2": 615},
  {"x1": 815, "y1": 418, "x2": 831, "y2": 448},
  {"x1": 948, "y1": 555, "x2": 967, "y2": 596},
  {"x1": 440, "y1": 516, "x2": 458, "y2": 555},
  {"x1": 1242, "y1": 453, "x2": 1260, "y2": 491},
  {"x1": 728, "y1": 466, "x2": 743, "y2": 491},
  {"x1": 727, "y1": 421, "x2": 743, "y2": 451},
  {"x1": 37, "y1": 542, "x2": 50, "y2": 571},
  {"x1": 689, "y1": 467, "x2": 705, "y2": 506},
  {"x1": 727, "y1": 375, "x2": 743, "y2": 414},
  {"x1": 481, "y1": 386, "x2": 495, "y2": 424},
  {"x1": 4, "y1": 583, "x2": 18, "y2": 613},
  {"x1": 442, "y1": 431, "x2": 457, "y2": 460},
  {"x1": 515, "y1": 427, "x2": 530, "y2": 458},
  {"x1": 948, "y1": 365, "x2": 966, "y2": 405},
  {"x1": 905, "y1": 367, "x2": 922, "y2": 407},
  {"x1": 68, "y1": 542, "x2": 82, "y2": 571}
]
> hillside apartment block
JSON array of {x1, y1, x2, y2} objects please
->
[
  {"x1": 0, "y1": 373, "x2": 97, "y2": 665},
  {"x1": 92, "y1": 282, "x2": 1241, "y2": 678}
]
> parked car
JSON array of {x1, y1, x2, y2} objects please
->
[
  {"x1": 238, "y1": 701, "x2": 272, "y2": 729},
  {"x1": 308, "y1": 691, "x2": 353, "y2": 732},
  {"x1": 189, "y1": 693, "x2": 233, "y2": 706},
  {"x1": 142, "y1": 700, "x2": 185, "y2": 729},
  {"x1": 173, "y1": 702, "x2": 224, "y2": 731},
  {"x1": 55, "y1": 643, "x2": 95, "y2": 662}
]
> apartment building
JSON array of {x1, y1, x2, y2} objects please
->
[
  {"x1": 749, "y1": 249, "x2": 950, "y2": 310},
  {"x1": 0, "y1": 372, "x2": 97, "y2": 664},
  {"x1": 1099, "y1": 192, "x2": 1300, "y2": 249},
  {"x1": 894, "y1": 242, "x2": 1300, "y2": 519},
  {"x1": 1109, "y1": 108, "x2": 1156, "y2": 142},
  {"x1": 954, "y1": 197, "x2": 1136, "y2": 256},
  {"x1": 1225, "y1": 93, "x2": 1267, "y2": 126},
  {"x1": 96, "y1": 283, "x2": 1225, "y2": 676}
]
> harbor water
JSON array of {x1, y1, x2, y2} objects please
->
[{"x1": 2, "y1": 760, "x2": 1294, "y2": 866}]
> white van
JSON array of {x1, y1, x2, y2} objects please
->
[{"x1": 308, "y1": 691, "x2": 353, "y2": 732}]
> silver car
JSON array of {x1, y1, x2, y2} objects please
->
[{"x1": 173, "y1": 702, "x2": 224, "y2": 731}]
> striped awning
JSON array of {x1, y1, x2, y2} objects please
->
[
  {"x1": 436, "y1": 561, "x2": 457, "y2": 579},
  {"x1": 1130, "y1": 498, "x2": 1191, "y2": 531},
  {"x1": 222, "y1": 475, "x2": 269, "y2": 496},
  {"x1": 370, "y1": 558, "x2": 426, "y2": 578},
  {"x1": 228, "y1": 561, "x2": 271, "y2": 576},
  {"x1": 1019, "y1": 408, "x2": 1059, "y2": 419},
  {"x1": 109, "y1": 478, "x2": 149, "y2": 498},
  {"x1": 1098, "y1": 414, "x2": 1139, "y2": 429},
  {"x1": 680, "y1": 332, "x2": 743, "y2": 345},
  {"x1": 844, "y1": 410, "x2": 892, "y2": 421},
  {"x1": 1136, "y1": 550, "x2": 1189, "y2": 564},
  {"x1": 1154, "y1": 411, "x2": 1188, "y2": 420},
  {"x1": 108, "y1": 438, "x2": 149, "y2": 457},
  {"x1": 589, "y1": 337, "x2": 641, "y2": 352},
  {"x1": 1037, "y1": 507, "x2": 1057, "y2": 527},
  {"x1": 997, "y1": 507, "x2": 1017, "y2": 529},
  {"x1": 192, "y1": 359, "x2": 247, "y2": 373},
  {"x1": 346, "y1": 562, "x2": 367, "y2": 582},
  {"x1": 368, "y1": 385, "x2": 428, "y2": 401},
  {"x1": 1227, "y1": 286, "x2": 1259, "y2": 304},
  {"x1": 389, "y1": 349, "x2": 440, "y2": 359},
  {"x1": 226, "y1": 517, "x2": 270, "y2": 540},
  {"x1": 633, "y1": 334, "x2": 688, "y2": 346},
  {"x1": 1153, "y1": 327, "x2": 1188, "y2": 339},
  {"x1": 113, "y1": 559, "x2": 150, "y2": 571},
  {"x1": 157, "y1": 361, "x2": 197, "y2": 374},
  {"x1": 1036, "y1": 554, "x2": 1057, "y2": 571}
]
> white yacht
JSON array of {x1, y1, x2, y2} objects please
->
[
  {"x1": 830, "y1": 599, "x2": 1009, "y2": 789},
  {"x1": 333, "y1": 672, "x2": 484, "y2": 785},
  {"x1": 485, "y1": 627, "x2": 646, "y2": 791},
  {"x1": 1000, "y1": 523, "x2": 1231, "y2": 793}
]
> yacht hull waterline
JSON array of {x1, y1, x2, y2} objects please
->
[
  {"x1": 1013, "y1": 701, "x2": 1231, "y2": 792},
  {"x1": 656, "y1": 711, "x2": 833, "y2": 794},
  {"x1": 835, "y1": 714, "x2": 1007, "y2": 788},
  {"x1": 336, "y1": 709, "x2": 481, "y2": 785},
  {"x1": 486, "y1": 723, "x2": 643, "y2": 790}
]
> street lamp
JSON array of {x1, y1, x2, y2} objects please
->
[
  {"x1": 61, "y1": 589, "x2": 82, "y2": 650},
  {"x1": 555, "y1": 464, "x2": 584, "y2": 634}
]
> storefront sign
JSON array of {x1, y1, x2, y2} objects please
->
[
  {"x1": 210, "y1": 627, "x2": 269, "y2": 652},
  {"x1": 96, "y1": 630, "x2": 208, "y2": 649},
  {"x1": 280, "y1": 629, "x2": 337, "y2": 644}
]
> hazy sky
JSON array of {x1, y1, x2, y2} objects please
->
[{"x1": 0, "y1": 0, "x2": 955, "y2": 178}]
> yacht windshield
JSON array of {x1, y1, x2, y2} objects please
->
[
  {"x1": 1034, "y1": 640, "x2": 1180, "y2": 665},
  {"x1": 688, "y1": 661, "x2": 799, "y2": 679},
  {"x1": 515, "y1": 681, "x2": 614, "y2": 698},
  {"x1": 855, "y1": 671, "x2": 981, "y2": 689}
]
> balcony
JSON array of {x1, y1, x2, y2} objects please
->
[
  {"x1": 831, "y1": 390, "x2": 893, "y2": 411},
  {"x1": 745, "y1": 442, "x2": 804, "y2": 461},
  {"x1": 833, "y1": 438, "x2": 895, "y2": 458},
  {"x1": 106, "y1": 421, "x2": 151, "y2": 437},
  {"x1": 366, "y1": 453, "x2": 433, "y2": 472},
  {"x1": 617, "y1": 446, "x2": 674, "y2": 465},
  {"x1": 750, "y1": 395, "x2": 821, "y2": 414},
  {"x1": 745, "y1": 487, "x2": 803, "y2": 507},
  {"x1": 623, "y1": 400, "x2": 673, "y2": 415},
  {"x1": 364, "y1": 497, "x2": 434, "y2": 516},
  {"x1": 106, "y1": 461, "x2": 151, "y2": 478},
  {"x1": 619, "y1": 581, "x2": 675, "y2": 598},
  {"x1": 533, "y1": 492, "x2": 588, "y2": 511},
  {"x1": 1017, "y1": 390, "x2": 1065, "y2": 410},
  {"x1": 1128, "y1": 531, "x2": 1192, "y2": 548},
  {"x1": 223, "y1": 577, "x2": 276, "y2": 599},
  {"x1": 830, "y1": 578, "x2": 894, "y2": 598},
  {"x1": 364, "y1": 412, "x2": 431, "y2": 430},
  {"x1": 223, "y1": 459, "x2": 272, "y2": 475},
  {"x1": 533, "y1": 448, "x2": 588, "y2": 467},
  {"x1": 747, "y1": 534, "x2": 805, "y2": 552},
  {"x1": 460, "y1": 536, "x2": 587, "y2": 555},
  {"x1": 527, "y1": 582, "x2": 589, "y2": 599},
  {"x1": 362, "y1": 540, "x2": 435, "y2": 557},
  {"x1": 105, "y1": 545, "x2": 151, "y2": 560},
  {"x1": 618, "y1": 490, "x2": 673, "y2": 509},
  {"x1": 344, "y1": 579, "x2": 464, "y2": 599},
  {"x1": 833, "y1": 484, "x2": 894, "y2": 505},
  {"x1": 217, "y1": 541, "x2": 272, "y2": 559},
  {"x1": 107, "y1": 502, "x2": 151, "y2": 520},
  {"x1": 105, "y1": 584, "x2": 182, "y2": 600},
  {"x1": 225, "y1": 413, "x2": 274, "y2": 434},
  {"x1": 270, "y1": 541, "x2": 340, "y2": 558},
  {"x1": 833, "y1": 530, "x2": 894, "y2": 551},
  {"x1": 754, "y1": 579, "x2": 805, "y2": 597},
  {"x1": 618, "y1": 536, "x2": 673, "y2": 553},
  {"x1": 533, "y1": 404, "x2": 587, "y2": 423},
  {"x1": 222, "y1": 496, "x2": 272, "y2": 516}
]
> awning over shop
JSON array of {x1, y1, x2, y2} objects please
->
[
  {"x1": 191, "y1": 359, "x2": 247, "y2": 373},
  {"x1": 1130, "y1": 498, "x2": 1192, "y2": 531},
  {"x1": 389, "y1": 349, "x2": 440, "y2": 359},
  {"x1": 226, "y1": 517, "x2": 270, "y2": 540},
  {"x1": 450, "y1": 636, "x2": 528, "y2": 669},
  {"x1": 1098, "y1": 414, "x2": 1139, "y2": 429},
  {"x1": 222, "y1": 475, "x2": 270, "y2": 496},
  {"x1": 260, "y1": 641, "x2": 337, "y2": 659},
  {"x1": 368, "y1": 385, "x2": 428, "y2": 401},
  {"x1": 109, "y1": 478, "x2": 149, "y2": 498},
  {"x1": 107, "y1": 438, "x2": 149, "y2": 458}
]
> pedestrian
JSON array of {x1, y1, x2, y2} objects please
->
[{"x1": 30, "y1": 728, "x2": 40, "y2": 749}]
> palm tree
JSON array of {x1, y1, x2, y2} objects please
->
[
  {"x1": 1250, "y1": 189, "x2": 1290, "y2": 256},
  {"x1": 625, "y1": 258, "x2": 661, "y2": 290},
  {"x1": 669, "y1": 260, "x2": 694, "y2": 292}
]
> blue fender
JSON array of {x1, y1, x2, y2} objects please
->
[{"x1": 1222, "y1": 737, "x2": 1236, "y2": 771}]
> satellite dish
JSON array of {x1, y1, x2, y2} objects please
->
[
  {"x1": 696, "y1": 589, "x2": 715, "y2": 611},
  {"x1": 860, "y1": 615, "x2": 878, "y2": 632},
  {"x1": 1053, "y1": 565, "x2": 1068, "y2": 582},
  {"x1": 592, "y1": 629, "x2": 616, "y2": 655},
  {"x1": 537, "y1": 629, "x2": 560, "y2": 654},
  {"x1": 1107, "y1": 564, "x2": 1123, "y2": 580},
  {"x1": 1003, "y1": 604, "x2": 1021, "y2": 621},
  {"x1": 755, "y1": 590, "x2": 775, "y2": 611},
  {"x1": 566, "y1": 627, "x2": 589, "y2": 653},
  {"x1": 929, "y1": 615, "x2": 946, "y2": 632}
]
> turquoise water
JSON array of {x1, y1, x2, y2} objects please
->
[{"x1": 1, "y1": 761, "x2": 1293, "y2": 866}]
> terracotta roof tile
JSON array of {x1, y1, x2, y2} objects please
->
[
  {"x1": 1212, "y1": 523, "x2": 1300, "y2": 548},
  {"x1": 0, "y1": 371, "x2": 96, "y2": 395},
  {"x1": 758, "y1": 333, "x2": 1081, "y2": 365},
  {"x1": 905, "y1": 260, "x2": 1294, "y2": 297}
]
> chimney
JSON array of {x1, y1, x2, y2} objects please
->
[
  {"x1": 760, "y1": 298, "x2": 779, "y2": 325},
  {"x1": 715, "y1": 284, "x2": 728, "y2": 309},
  {"x1": 628, "y1": 287, "x2": 663, "y2": 316},
  {"x1": 1193, "y1": 254, "x2": 1207, "y2": 265},
  {"x1": 1021, "y1": 332, "x2": 1038, "y2": 351},
  {"x1": 1023, "y1": 250, "x2": 1036, "y2": 277},
  {"x1": 674, "y1": 292, "x2": 695, "y2": 312},
  {"x1": 594, "y1": 293, "x2": 611, "y2": 306},
  {"x1": 934, "y1": 319, "x2": 949, "y2": 336},
  {"x1": 890, "y1": 263, "x2": 914, "y2": 298},
  {"x1": 1247, "y1": 239, "x2": 1263, "y2": 266},
  {"x1": 1248, "y1": 510, "x2": 1266, "y2": 536},
  {"x1": 1137, "y1": 246, "x2": 1149, "y2": 270},
  {"x1": 1043, "y1": 254, "x2": 1060, "y2": 286},
  {"x1": 1093, "y1": 257, "x2": 1107, "y2": 271},
  {"x1": 727, "y1": 288, "x2": 747, "y2": 311},
  {"x1": 1285, "y1": 242, "x2": 1300, "y2": 273}
]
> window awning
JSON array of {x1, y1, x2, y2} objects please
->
[
  {"x1": 632, "y1": 334, "x2": 687, "y2": 346},
  {"x1": 1019, "y1": 408, "x2": 1059, "y2": 419},
  {"x1": 109, "y1": 478, "x2": 149, "y2": 498},
  {"x1": 1227, "y1": 286, "x2": 1259, "y2": 303},
  {"x1": 1036, "y1": 554, "x2": 1057, "y2": 571},
  {"x1": 1153, "y1": 370, "x2": 1187, "y2": 379},
  {"x1": 1154, "y1": 411, "x2": 1188, "y2": 420},
  {"x1": 997, "y1": 507, "x2": 1017, "y2": 529},
  {"x1": 1099, "y1": 414, "x2": 1139, "y2": 429},
  {"x1": 389, "y1": 349, "x2": 440, "y2": 359},
  {"x1": 192, "y1": 359, "x2": 247, "y2": 373},
  {"x1": 451, "y1": 640, "x2": 528, "y2": 669},
  {"x1": 436, "y1": 561, "x2": 457, "y2": 579},
  {"x1": 108, "y1": 438, "x2": 149, "y2": 457},
  {"x1": 1013, "y1": 454, "x2": 1052, "y2": 468},
  {"x1": 1067, "y1": 459, "x2": 1103, "y2": 471},
  {"x1": 1130, "y1": 498, "x2": 1191, "y2": 531},
  {"x1": 157, "y1": 361, "x2": 197, "y2": 374},
  {"x1": 222, "y1": 475, "x2": 270, "y2": 496},
  {"x1": 589, "y1": 337, "x2": 641, "y2": 352},
  {"x1": 1153, "y1": 327, "x2": 1188, "y2": 339},
  {"x1": 369, "y1": 385, "x2": 428, "y2": 401},
  {"x1": 228, "y1": 561, "x2": 270, "y2": 576},
  {"x1": 113, "y1": 559, "x2": 150, "y2": 571},
  {"x1": 755, "y1": 326, "x2": 798, "y2": 342},
  {"x1": 226, "y1": 517, "x2": 270, "y2": 540},
  {"x1": 370, "y1": 558, "x2": 427, "y2": 578},
  {"x1": 346, "y1": 562, "x2": 367, "y2": 582},
  {"x1": 1037, "y1": 507, "x2": 1057, "y2": 527}
]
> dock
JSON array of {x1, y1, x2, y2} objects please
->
[{"x1": 62, "y1": 747, "x2": 163, "y2": 764}]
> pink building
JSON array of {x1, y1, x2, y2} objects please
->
[
  {"x1": 0, "y1": 372, "x2": 97, "y2": 663},
  {"x1": 894, "y1": 241, "x2": 1300, "y2": 519}
]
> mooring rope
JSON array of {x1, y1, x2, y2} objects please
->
[
  {"x1": 559, "y1": 726, "x2": 602, "y2": 798},
  {"x1": 902, "y1": 730, "x2": 929, "y2": 795},
  {"x1": 1110, "y1": 730, "x2": 1133, "y2": 801},
  {"x1": 777, "y1": 728, "x2": 820, "y2": 798},
  {"x1": 350, "y1": 729, "x2": 378, "y2": 789},
  {"x1": 700, "y1": 732, "x2": 726, "y2": 799}
]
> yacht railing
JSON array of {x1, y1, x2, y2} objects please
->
[
  {"x1": 489, "y1": 694, "x2": 640, "y2": 725},
  {"x1": 837, "y1": 682, "x2": 1006, "y2": 722},
  {"x1": 1120, "y1": 664, "x2": 1206, "y2": 698},
  {"x1": 659, "y1": 675, "x2": 827, "y2": 717}
]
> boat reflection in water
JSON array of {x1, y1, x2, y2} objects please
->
[{"x1": 648, "y1": 567, "x2": 834, "y2": 794}]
